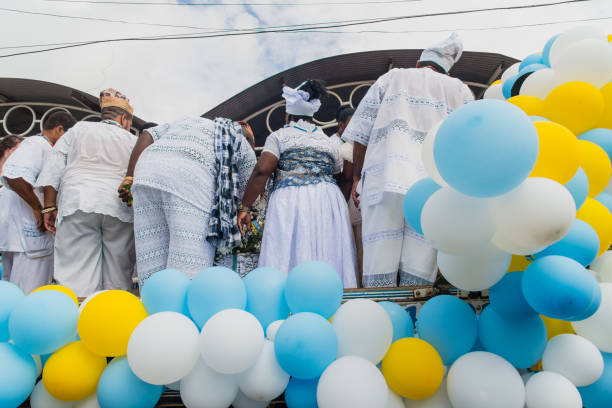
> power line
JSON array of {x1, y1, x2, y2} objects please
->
[{"x1": 41, "y1": 0, "x2": 424, "y2": 5}]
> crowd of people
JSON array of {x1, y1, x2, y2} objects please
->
[{"x1": 0, "y1": 33, "x2": 474, "y2": 297}]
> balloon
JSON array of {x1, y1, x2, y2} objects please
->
[
  {"x1": 274, "y1": 312, "x2": 337, "y2": 379},
  {"x1": 447, "y1": 351, "x2": 525, "y2": 408},
  {"x1": 266, "y1": 320, "x2": 284, "y2": 341},
  {"x1": 284, "y1": 261, "x2": 343, "y2": 319},
  {"x1": 596, "y1": 191, "x2": 612, "y2": 215},
  {"x1": 542, "y1": 33, "x2": 560, "y2": 66},
  {"x1": 573, "y1": 283, "x2": 612, "y2": 352},
  {"x1": 578, "y1": 352, "x2": 612, "y2": 408},
  {"x1": 507, "y1": 95, "x2": 544, "y2": 116},
  {"x1": 386, "y1": 388, "x2": 404, "y2": 408},
  {"x1": 479, "y1": 307, "x2": 547, "y2": 368},
  {"x1": 284, "y1": 378, "x2": 318, "y2": 408},
  {"x1": 179, "y1": 359, "x2": 239, "y2": 408},
  {"x1": 590, "y1": 251, "x2": 612, "y2": 283},
  {"x1": 421, "y1": 122, "x2": 448, "y2": 187},
  {"x1": 403, "y1": 178, "x2": 441, "y2": 234},
  {"x1": 502, "y1": 75, "x2": 519, "y2": 99},
  {"x1": 577, "y1": 198, "x2": 612, "y2": 256},
  {"x1": 237, "y1": 339, "x2": 289, "y2": 402},
  {"x1": 434, "y1": 99, "x2": 538, "y2": 197},
  {"x1": 549, "y1": 25, "x2": 606, "y2": 67},
  {"x1": 542, "y1": 81, "x2": 605, "y2": 135},
  {"x1": 553, "y1": 39, "x2": 612, "y2": 88},
  {"x1": 74, "y1": 393, "x2": 100, "y2": 408},
  {"x1": 520, "y1": 53, "x2": 544, "y2": 71},
  {"x1": 579, "y1": 128, "x2": 612, "y2": 163},
  {"x1": 378, "y1": 301, "x2": 414, "y2": 342},
  {"x1": 9, "y1": 290, "x2": 78, "y2": 355},
  {"x1": 0, "y1": 280, "x2": 23, "y2": 341},
  {"x1": 501, "y1": 62, "x2": 521, "y2": 84},
  {"x1": 232, "y1": 390, "x2": 269, "y2": 408},
  {"x1": 579, "y1": 140, "x2": 612, "y2": 197},
  {"x1": 597, "y1": 82, "x2": 612, "y2": 129},
  {"x1": 127, "y1": 312, "x2": 199, "y2": 385},
  {"x1": 78, "y1": 290, "x2": 147, "y2": 357},
  {"x1": 525, "y1": 371, "x2": 582, "y2": 408},
  {"x1": 507, "y1": 255, "x2": 532, "y2": 272},
  {"x1": 30, "y1": 380, "x2": 74, "y2": 408},
  {"x1": 404, "y1": 375, "x2": 452, "y2": 407},
  {"x1": 317, "y1": 356, "x2": 388, "y2": 408},
  {"x1": 200, "y1": 309, "x2": 264, "y2": 375},
  {"x1": 522, "y1": 256, "x2": 600, "y2": 321},
  {"x1": 97, "y1": 357, "x2": 163, "y2": 408},
  {"x1": 78, "y1": 291, "x2": 107, "y2": 315},
  {"x1": 331, "y1": 299, "x2": 392, "y2": 364},
  {"x1": 542, "y1": 316, "x2": 575, "y2": 340},
  {"x1": 534, "y1": 219, "x2": 599, "y2": 266},
  {"x1": 483, "y1": 83, "x2": 504, "y2": 100},
  {"x1": 542, "y1": 334, "x2": 604, "y2": 387},
  {"x1": 519, "y1": 68, "x2": 557, "y2": 100},
  {"x1": 565, "y1": 167, "x2": 589, "y2": 209},
  {"x1": 187, "y1": 266, "x2": 246, "y2": 329},
  {"x1": 43, "y1": 341, "x2": 107, "y2": 401},
  {"x1": 421, "y1": 188, "x2": 495, "y2": 254},
  {"x1": 243, "y1": 267, "x2": 290, "y2": 330},
  {"x1": 0, "y1": 342, "x2": 37, "y2": 408},
  {"x1": 489, "y1": 272, "x2": 537, "y2": 320},
  {"x1": 32, "y1": 285, "x2": 78, "y2": 306},
  {"x1": 381, "y1": 337, "x2": 444, "y2": 399},
  {"x1": 529, "y1": 121, "x2": 579, "y2": 184},
  {"x1": 416, "y1": 295, "x2": 477, "y2": 365},
  {"x1": 437, "y1": 244, "x2": 511, "y2": 291},
  {"x1": 140, "y1": 269, "x2": 190, "y2": 315}
]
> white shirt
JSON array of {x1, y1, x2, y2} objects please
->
[
  {"x1": 36, "y1": 121, "x2": 136, "y2": 225},
  {"x1": 344, "y1": 67, "x2": 474, "y2": 206}
]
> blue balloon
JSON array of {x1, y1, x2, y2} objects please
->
[
  {"x1": 274, "y1": 312, "x2": 337, "y2": 380},
  {"x1": 478, "y1": 307, "x2": 547, "y2": 369},
  {"x1": 416, "y1": 295, "x2": 478, "y2": 365},
  {"x1": 97, "y1": 357, "x2": 163, "y2": 408},
  {"x1": 9, "y1": 290, "x2": 77, "y2": 355},
  {"x1": 565, "y1": 167, "x2": 589, "y2": 209},
  {"x1": 0, "y1": 281, "x2": 24, "y2": 342},
  {"x1": 579, "y1": 128, "x2": 612, "y2": 163},
  {"x1": 141, "y1": 269, "x2": 190, "y2": 315},
  {"x1": 0, "y1": 342, "x2": 36, "y2": 408},
  {"x1": 517, "y1": 63, "x2": 547, "y2": 77},
  {"x1": 187, "y1": 266, "x2": 246, "y2": 329},
  {"x1": 542, "y1": 34, "x2": 560, "y2": 66},
  {"x1": 285, "y1": 261, "x2": 343, "y2": 319},
  {"x1": 403, "y1": 178, "x2": 441, "y2": 234},
  {"x1": 434, "y1": 99, "x2": 539, "y2": 198},
  {"x1": 530, "y1": 116, "x2": 550, "y2": 122},
  {"x1": 534, "y1": 220, "x2": 599, "y2": 266},
  {"x1": 244, "y1": 267, "x2": 290, "y2": 330},
  {"x1": 596, "y1": 191, "x2": 612, "y2": 215},
  {"x1": 489, "y1": 271, "x2": 537, "y2": 321},
  {"x1": 579, "y1": 352, "x2": 612, "y2": 408},
  {"x1": 379, "y1": 301, "x2": 414, "y2": 342},
  {"x1": 502, "y1": 74, "x2": 519, "y2": 99},
  {"x1": 284, "y1": 377, "x2": 319, "y2": 408},
  {"x1": 522, "y1": 256, "x2": 601, "y2": 321},
  {"x1": 519, "y1": 53, "x2": 544, "y2": 71}
]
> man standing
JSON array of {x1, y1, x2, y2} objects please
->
[
  {"x1": 345, "y1": 33, "x2": 474, "y2": 288},
  {"x1": 0, "y1": 112, "x2": 76, "y2": 292},
  {"x1": 38, "y1": 89, "x2": 137, "y2": 297}
]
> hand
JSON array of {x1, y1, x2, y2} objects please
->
[
  {"x1": 118, "y1": 177, "x2": 134, "y2": 207},
  {"x1": 43, "y1": 210, "x2": 58, "y2": 235},
  {"x1": 33, "y1": 209, "x2": 45, "y2": 232},
  {"x1": 237, "y1": 211, "x2": 252, "y2": 237},
  {"x1": 351, "y1": 179, "x2": 361, "y2": 209}
]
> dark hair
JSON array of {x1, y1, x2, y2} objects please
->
[
  {"x1": 43, "y1": 111, "x2": 76, "y2": 131},
  {"x1": 140, "y1": 122, "x2": 158, "y2": 130},
  {"x1": 101, "y1": 106, "x2": 133, "y2": 121},
  {"x1": 297, "y1": 79, "x2": 327, "y2": 101},
  {"x1": 416, "y1": 60, "x2": 447, "y2": 74},
  {"x1": 0, "y1": 134, "x2": 23, "y2": 157},
  {"x1": 336, "y1": 106, "x2": 355, "y2": 123}
]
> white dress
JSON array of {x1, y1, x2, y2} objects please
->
[{"x1": 259, "y1": 120, "x2": 357, "y2": 288}]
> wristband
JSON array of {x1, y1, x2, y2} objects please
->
[{"x1": 41, "y1": 206, "x2": 57, "y2": 214}]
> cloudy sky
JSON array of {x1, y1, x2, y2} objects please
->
[{"x1": 0, "y1": 0, "x2": 610, "y2": 122}]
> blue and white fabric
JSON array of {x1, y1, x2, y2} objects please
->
[
  {"x1": 418, "y1": 32, "x2": 464, "y2": 73},
  {"x1": 282, "y1": 85, "x2": 321, "y2": 117}
]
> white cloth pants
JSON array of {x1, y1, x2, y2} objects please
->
[{"x1": 2, "y1": 251, "x2": 53, "y2": 293}]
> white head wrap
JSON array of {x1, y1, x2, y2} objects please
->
[
  {"x1": 418, "y1": 32, "x2": 464, "y2": 73},
  {"x1": 282, "y1": 85, "x2": 321, "y2": 117}
]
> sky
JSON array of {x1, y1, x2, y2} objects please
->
[{"x1": 0, "y1": 0, "x2": 610, "y2": 123}]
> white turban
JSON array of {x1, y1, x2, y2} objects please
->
[
  {"x1": 282, "y1": 85, "x2": 321, "y2": 117},
  {"x1": 418, "y1": 32, "x2": 464, "y2": 73}
]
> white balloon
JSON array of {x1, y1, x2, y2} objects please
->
[
  {"x1": 525, "y1": 371, "x2": 582, "y2": 408},
  {"x1": 549, "y1": 25, "x2": 607, "y2": 67},
  {"x1": 30, "y1": 381, "x2": 75, "y2": 408},
  {"x1": 74, "y1": 394, "x2": 100, "y2": 408},
  {"x1": 493, "y1": 178, "x2": 576, "y2": 253},
  {"x1": 447, "y1": 351, "x2": 524, "y2": 408},
  {"x1": 553, "y1": 38, "x2": 612, "y2": 88},
  {"x1": 573, "y1": 283, "x2": 612, "y2": 352},
  {"x1": 501, "y1": 62, "x2": 521, "y2": 84},
  {"x1": 421, "y1": 188, "x2": 495, "y2": 254},
  {"x1": 542, "y1": 334, "x2": 603, "y2": 387},
  {"x1": 386, "y1": 388, "x2": 405, "y2": 408},
  {"x1": 200, "y1": 309, "x2": 264, "y2": 375},
  {"x1": 437, "y1": 244, "x2": 511, "y2": 291},
  {"x1": 127, "y1": 311, "x2": 200, "y2": 385},
  {"x1": 237, "y1": 339, "x2": 289, "y2": 402},
  {"x1": 232, "y1": 390, "x2": 269, "y2": 408},
  {"x1": 331, "y1": 299, "x2": 393, "y2": 364},
  {"x1": 589, "y1": 251, "x2": 612, "y2": 283},
  {"x1": 483, "y1": 83, "x2": 505, "y2": 100},
  {"x1": 78, "y1": 290, "x2": 107, "y2": 314},
  {"x1": 180, "y1": 359, "x2": 239, "y2": 408},
  {"x1": 492, "y1": 232, "x2": 545, "y2": 256},
  {"x1": 404, "y1": 376, "x2": 452, "y2": 407},
  {"x1": 317, "y1": 356, "x2": 389, "y2": 408},
  {"x1": 519, "y1": 68, "x2": 558, "y2": 100},
  {"x1": 265, "y1": 320, "x2": 284, "y2": 341},
  {"x1": 422, "y1": 122, "x2": 448, "y2": 187}
]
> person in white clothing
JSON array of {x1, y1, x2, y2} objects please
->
[
  {"x1": 0, "y1": 135, "x2": 23, "y2": 280},
  {"x1": 0, "y1": 112, "x2": 76, "y2": 293},
  {"x1": 37, "y1": 89, "x2": 137, "y2": 297},
  {"x1": 344, "y1": 33, "x2": 474, "y2": 288}
]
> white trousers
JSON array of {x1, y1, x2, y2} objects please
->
[
  {"x1": 53, "y1": 211, "x2": 135, "y2": 297},
  {"x1": 361, "y1": 191, "x2": 437, "y2": 288},
  {"x1": 2, "y1": 251, "x2": 53, "y2": 293}
]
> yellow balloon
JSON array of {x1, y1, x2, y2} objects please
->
[
  {"x1": 32, "y1": 285, "x2": 79, "y2": 306},
  {"x1": 43, "y1": 341, "x2": 107, "y2": 401},
  {"x1": 541, "y1": 315, "x2": 575, "y2": 341},
  {"x1": 597, "y1": 83, "x2": 612, "y2": 129},
  {"x1": 529, "y1": 121, "x2": 580, "y2": 184},
  {"x1": 608, "y1": 34, "x2": 612, "y2": 42},
  {"x1": 491, "y1": 79, "x2": 501, "y2": 86},
  {"x1": 78, "y1": 290, "x2": 147, "y2": 357},
  {"x1": 577, "y1": 198, "x2": 612, "y2": 256},
  {"x1": 381, "y1": 338, "x2": 444, "y2": 400},
  {"x1": 542, "y1": 81, "x2": 605, "y2": 135},
  {"x1": 578, "y1": 140, "x2": 612, "y2": 197},
  {"x1": 507, "y1": 95, "x2": 544, "y2": 116},
  {"x1": 508, "y1": 255, "x2": 532, "y2": 272}
]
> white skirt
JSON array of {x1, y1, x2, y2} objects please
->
[{"x1": 258, "y1": 182, "x2": 357, "y2": 288}]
